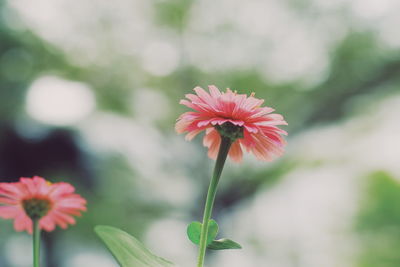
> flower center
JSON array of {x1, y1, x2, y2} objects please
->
[
  {"x1": 215, "y1": 122, "x2": 244, "y2": 141},
  {"x1": 22, "y1": 197, "x2": 52, "y2": 220}
]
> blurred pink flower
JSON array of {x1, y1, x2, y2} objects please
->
[
  {"x1": 176, "y1": 85, "x2": 287, "y2": 162},
  {"x1": 0, "y1": 176, "x2": 87, "y2": 234}
]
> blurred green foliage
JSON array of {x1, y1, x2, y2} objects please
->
[{"x1": 356, "y1": 171, "x2": 400, "y2": 267}]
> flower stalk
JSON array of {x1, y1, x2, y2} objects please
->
[
  {"x1": 197, "y1": 136, "x2": 232, "y2": 267},
  {"x1": 33, "y1": 219, "x2": 41, "y2": 267}
]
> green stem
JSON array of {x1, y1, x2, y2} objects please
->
[
  {"x1": 197, "y1": 136, "x2": 232, "y2": 267},
  {"x1": 33, "y1": 219, "x2": 41, "y2": 267}
]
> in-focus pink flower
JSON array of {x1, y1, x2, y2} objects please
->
[
  {"x1": 0, "y1": 176, "x2": 87, "y2": 234},
  {"x1": 176, "y1": 85, "x2": 287, "y2": 162}
]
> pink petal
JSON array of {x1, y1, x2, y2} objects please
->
[
  {"x1": 203, "y1": 129, "x2": 221, "y2": 160},
  {"x1": 0, "y1": 183, "x2": 24, "y2": 198},
  {"x1": 14, "y1": 212, "x2": 32, "y2": 234},
  {"x1": 40, "y1": 216, "x2": 56, "y2": 232},
  {"x1": 0, "y1": 206, "x2": 21, "y2": 219},
  {"x1": 244, "y1": 125, "x2": 258, "y2": 133},
  {"x1": 208, "y1": 85, "x2": 222, "y2": 98},
  {"x1": 185, "y1": 129, "x2": 204, "y2": 141},
  {"x1": 228, "y1": 141, "x2": 243, "y2": 163},
  {"x1": 194, "y1": 87, "x2": 213, "y2": 103},
  {"x1": 0, "y1": 196, "x2": 18, "y2": 205},
  {"x1": 175, "y1": 118, "x2": 192, "y2": 133}
]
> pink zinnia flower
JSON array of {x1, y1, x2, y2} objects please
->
[
  {"x1": 176, "y1": 85, "x2": 287, "y2": 162},
  {"x1": 0, "y1": 176, "x2": 87, "y2": 234}
]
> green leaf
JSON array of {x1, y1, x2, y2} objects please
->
[
  {"x1": 187, "y1": 221, "x2": 202, "y2": 245},
  {"x1": 207, "y1": 238, "x2": 242, "y2": 250},
  {"x1": 94, "y1": 225, "x2": 175, "y2": 267},
  {"x1": 187, "y1": 219, "x2": 219, "y2": 246}
]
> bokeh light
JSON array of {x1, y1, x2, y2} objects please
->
[{"x1": 25, "y1": 76, "x2": 95, "y2": 126}]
